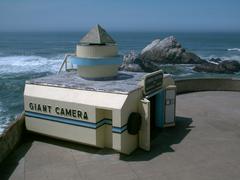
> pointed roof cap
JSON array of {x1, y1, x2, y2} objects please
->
[{"x1": 80, "y1": 24, "x2": 116, "y2": 45}]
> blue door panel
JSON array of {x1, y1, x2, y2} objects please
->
[{"x1": 155, "y1": 90, "x2": 165, "y2": 128}]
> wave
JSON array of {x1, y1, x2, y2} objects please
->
[
  {"x1": 0, "y1": 102, "x2": 8, "y2": 134},
  {"x1": 0, "y1": 120, "x2": 11, "y2": 134},
  {"x1": 200, "y1": 55, "x2": 240, "y2": 62},
  {"x1": 0, "y1": 55, "x2": 63, "y2": 74},
  {"x1": 0, "y1": 127, "x2": 4, "y2": 134},
  {"x1": 227, "y1": 48, "x2": 240, "y2": 52},
  {"x1": 0, "y1": 122, "x2": 9, "y2": 134}
]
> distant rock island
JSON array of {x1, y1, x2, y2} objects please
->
[{"x1": 120, "y1": 36, "x2": 240, "y2": 74}]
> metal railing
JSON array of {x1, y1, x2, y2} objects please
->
[{"x1": 58, "y1": 53, "x2": 75, "y2": 74}]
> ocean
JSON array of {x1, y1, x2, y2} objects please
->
[{"x1": 0, "y1": 32, "x2": 240, "y2": 133}]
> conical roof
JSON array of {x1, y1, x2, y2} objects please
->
[{"x1": 80, "y1": 24, "x2": 116, "y2": 45}]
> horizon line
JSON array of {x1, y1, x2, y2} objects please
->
[{"x1": 0, "y1": 30, "x2": 240, "y2": 33}]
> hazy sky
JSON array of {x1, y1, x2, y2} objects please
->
[{"x1": 0, "y1": 0, "x2": 239, "y2": 32}]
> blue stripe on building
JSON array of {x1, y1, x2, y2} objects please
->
[
  {"x1": 25, "y1": 111, "x2": 127, "y2": 133},
  {"x1": 112, "y1": 125, "x2": 128, "y2": 133},
  {"x1": 68, "y1": 56, "x2": 122, "y2": 66}
]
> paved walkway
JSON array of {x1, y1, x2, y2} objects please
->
[{"x1": 1, "y1": 91, "x2": 240, "y2": 180}]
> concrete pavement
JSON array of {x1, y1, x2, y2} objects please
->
[{"x1": 1, "y1": 91, "x2": 240, "y2": 180}]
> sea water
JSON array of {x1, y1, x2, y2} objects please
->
[{"x1": 0, "y1": 32, "x2": 240, "y2": 133}]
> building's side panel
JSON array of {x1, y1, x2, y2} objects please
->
[
  {"x1": 139, "y1": 98, "x2": 151, "y2": 151},
  {"x1": 24, "y1": 84, "x2": 128, "y2": 150},
  {"x1": 112, "y1": 110, "x2": 122, "y2": 152},
  {"x1": 120, "y1": 89, "x2": 142, "y2": 154},
  {"x1": 24, "y1": 84, "x2": 127, "y2": 110},
  {"x1": 26, "y1": 116, "x2": 98, "y2": 146},
  {"x1": 96, "y1": 109, "x2": 112, "y2": 148},
  {"x1": 24, "y1": 84, "x2": 97, "y2": 147}
]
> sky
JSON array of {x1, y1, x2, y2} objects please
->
[{"x1": 0, "y1": 0, "x2": 239, "y2": 32}]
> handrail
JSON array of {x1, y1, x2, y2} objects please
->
[{"x1": 58, "y1": 53, "x2": 75, "y2": 74}]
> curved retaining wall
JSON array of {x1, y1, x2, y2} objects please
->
[
  {"x1": 0, "y1": 114, "x2": 25, "y2": 163},
  {"x1": 175, "y1": 77, "x2": 240, "y2": 94}
]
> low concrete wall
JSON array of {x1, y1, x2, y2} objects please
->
[
  {"x1": 175, "y1": 78, "x2": 240, "y2": 94},
  {"x1": 0, "y1": 114, "x2": 25, "y2": 164}
]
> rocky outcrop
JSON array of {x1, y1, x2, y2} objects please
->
[
  {"x1": 119, "y1": 51, "x2": 144, "y2": 72},
  {"x1": 208, "y1": 58, "x2": 222, "y2": 63},
  {"x1": 193, "y1": 60, "x2": 240, "y2": 74},
  {"x1": 120, "y1": 36, "x2": 204, "y2": 72},
  {"x1": 140, "y1": 36, "x2": 203, "y2": 64},
  {"x1": 120, "y1": 36, "x2": 240, "y2": 74}
]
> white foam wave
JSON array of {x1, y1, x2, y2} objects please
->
[
  {"x1": 0, "y1": 127, "x2": 4, "y2": 134},
  {"x1": 0, "y1": 119, "x2": 12, "y2": 134},
  {"x1": 175, "y1": 72, "x2": 194, "y2": 77},
  {"x1": 0, "y1": 55, "x2": 63, "y2": 74},
  {"x1": 200, "y1": 55, "x2": 240, "y2": 62},
  {"x1": 227, "y1": 48, "x2": 240, "y2": 52},
  {"x1": 0, "y1": 123, "x2": 9, "y2": 134},
  {"x1": 0, "y1": 102, "x2": 8, "y2": 135}
]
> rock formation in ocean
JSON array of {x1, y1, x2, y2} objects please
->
[
  {"x1": 194, "y1": 60, "x2": 240, "y2": 74},
  {"x1": 119, "y1": 51, "x2": 145, "y2": 72},
  {"x1": 120, "y1": 36, "x2": 204, "y2": 72},
  {"x1": 140, "y1": 36, "x2": 202, "y2": 64},
  {"x1": 120, "y1": 36, "x2": 240, "y2": 74},
  {"x1": 208, "y1": 58, "x2": 222, "y2": 63}
]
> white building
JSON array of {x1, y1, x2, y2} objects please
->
[{"x1": 24, "y1": 25, "x2": 176, "y2": 154}]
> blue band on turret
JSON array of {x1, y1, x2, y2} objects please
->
[{"x1": 68, "y1": 56, "x2": 122, "y2": 66}]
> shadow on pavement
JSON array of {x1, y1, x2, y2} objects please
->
[
  {"x1": 0, "y1": 137, "x2": 32, "y2": 180},
  {"x1": 120, "y1": 116, "x2": 194, "y2": 161}
]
